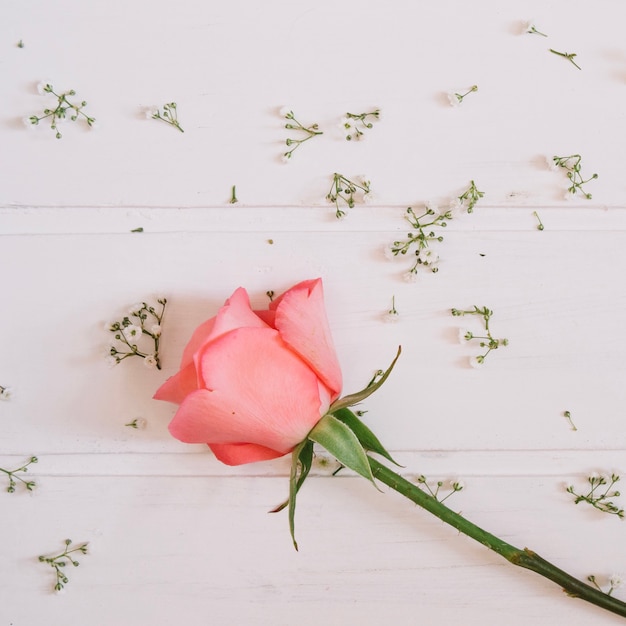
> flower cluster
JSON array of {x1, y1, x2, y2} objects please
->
[
  {"x1": 24, "y1": 82, "x2": 96, "y2": 138},
  {"x1": 1, "y1": 456, "x2": 38, "y2": 493},
  {"x1": 105, "y1": 297, "x2": 167, "y2": 370},
  {"x1": 588, "y1": 574, "x2": 624, "y2": 597},
  {"x1": 453, "y1": 305, "x2": 509, "y2": 367},
  {"x1": 550, "y1": 154, "x2": 597, "y2": 199},
  {"x1": 340, "y1": 109, "x2": 380, "y2": 140},
  {"x1": 387, "y1": 181, "x2": 483, "y2": 281},
  {"x1": 326, "y1": 173, "x2": 371, "y2": 218},
  {"x1": 280, "y1": 107, "x2": 323, "y2": 161},
  {"x1": 38, "y1": 539, "x2": 89, "y2": 592},
  {"x1": 448, "y1": 85, "x2": 478, "y2": 107},
  {"x1": 146, "y1": 102, "x2": 184, "y2": 133},
  {"x1": 416, "y1": 475, "x2": 465, "y2": 503},
  {"x1": 0, "y1": 384, "x2": 12, "y2": 400},
  {"x1": 567, "y1": 473, "x2": 624, "y2": 518}
]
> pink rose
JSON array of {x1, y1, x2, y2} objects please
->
[{"x1": 154, "y1": 278, "x2": 343, "y2": 465}]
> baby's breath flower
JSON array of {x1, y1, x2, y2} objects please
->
[
  {"x1": 449, "y1": 197, "x2": 465, "y2": 211},
  {"x1": 149, "y1": 102, "x2": 184, "y2": 132},
  {"x1": 525, "y1": 21, "x2": 547, "y2": 36},
  {"x1": 39, "y1": 539, "x2": 89, "y2": 592},
  {"x1": 610, "y1": 574, "x2": 624, "y2": 590},
  {"x1": 469, "y1": 355, "x2": 484, "y2": 368},
  {"x1": 36, "y1": 80, "x2": 53, "y2": 95},
  {"x1": 342, "y1": 109, "x2": 380, "y2": 140},
  {"x1": 403, "y1": 270, "x2": 418, "y2": 283},
  {"x1": 326, "y1": 173, "x2": 371, "y2": 218},
  {"x1": 104, "y1": 355, "x2": 118, "y2": 368},
  {"x1": 459, "y1": 329, "x2": 472, "y2": 343},
  {"x1": 122, "y1": 325, "x2": 143, "y2": 341},
  {"x1": 281, "y1": 108, "x2": 322, "y2": 160},
  {"x1": 143, "y1": 354, "x2": 158, "y2": 369},
  {"x1": 383, "y1": 244, "x2": 396, "y2": 261},
  {"x1": 105, "y1": 297, "x2": 166, "y2": 370},
  {"x1": 0, "y1": 385, "x2": 12, "y2": 400},
  {"x1": 125, "y1": 417, "x2": 147, "y2": 429},
  {"x1": 454, "y1": 306, "x2": 508, "y2": 365},
  {"x1": 567, "y1": 473, "x2": 624, "y2": 518},
  {"x1": 28, "y1": 82, "x2": 95, "y2": 138},
  {"x1": 278, "y1": 105, "x2": 292, "y2": 118},
  {"x1": 387, "y1": 187, "x2": 479, "y2": 280},
  {"x1": 448, "y1": 85, "x2": 478, "y2": 107},
  {"x1": 1, "y1": 456, "x2": 38, "y2": 492},
  {"x1": 551, "y1": 154, "x2": 597, "y2": 199},
  {"x1": 383, "y1": 296, "x2": 399, "y2": 323}
]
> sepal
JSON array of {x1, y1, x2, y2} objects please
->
[
  {"x1": 308, "y1": 414, "x2": 376, "y2": 486},
  {"x1": 332, "y1": 407, "x2": 401, "y2": 467},
  {"x1": 270, "y1": 439, "x2": 314, "y2": 550},
  {"x1": 329, "y1": 346, "x2": 401, "y2": 413}
]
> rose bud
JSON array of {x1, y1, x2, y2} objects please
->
[{"x1": 154, "y1": 278, "x2": 342, "y2": 465}]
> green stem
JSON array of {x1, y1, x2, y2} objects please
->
[{"x1": 368, "y1": 456, "x2": 626, "y2": 619}]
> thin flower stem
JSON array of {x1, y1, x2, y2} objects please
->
[{"x1": 368, "y1": 457, "x2": 626, "y2": 618}]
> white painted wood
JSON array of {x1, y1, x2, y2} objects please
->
[{"x1": 2, "y1": 1, "x2": 626, "y2": 623}]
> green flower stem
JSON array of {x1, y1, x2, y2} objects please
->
[{"x1": 367, "y1": 456, "x2": 626, "y2": 618}]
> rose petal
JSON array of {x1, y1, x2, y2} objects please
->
[
  {"x1": 270, "y1": 278, "x2": 342, "y2": 399},
  {"x1": 208, "y1": 442, "x2": 286, "y2": 465},
  {"x1": 153, "y1": 362, "x2": 198, "y2": 404},
  {"x1": 180, "y1": 287, "x2": 267, "y2": 368},
  {"x1": 168, "y1": 327, "x2": 325, "y2": 456}
]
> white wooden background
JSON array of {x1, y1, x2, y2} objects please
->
[{"x1": 2, "y1": 1, "x2": 626, "y2": 624}]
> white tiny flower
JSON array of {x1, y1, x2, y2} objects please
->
[
  {"x1": 0, "y1": 387, "x2": 13, "y2": 400},
  {"x1": 403, "y1": 271, "x2": 418, "y2": 283},
  {"x1": 357, "y1": 175, "x2": 370, "y2": 187},
  {"x1": 150, "y1": 324, "x2": 162, "y2": 337},
  {"x1": 383, "y1": 244, "x2": 396, "y2": 260},
  {"x1": 104, "y1": 356, "x2": 118, "y2": 368},
  {"x1": 449, "y1": 197, "x2": 465, "y2": 212},
  {"x1": 458, "y1": 328, "x2": 471, "y2": 343},
  {"x1": 144, "y1": 107, "x2": 159, "y2": 120},
  {"x1": 22, "y1": 116, "x2": 37, "y2": 129},
  {"x1": 425, "y1": 200, "x2": 439, "y2": 215},
  {"x1": 420, "y1": 248, "x2": 439, "y2": 265},
  {"x1": 339, "y1": 117, "x2": 351, "y2": 131},
  {"x1": 143, "y1": 354, "x2": 158, "y2": 369},
  {"x1": 104, "y1": 320, "x2": 117, "y2": 332},
  {"x1": 546, "y1": 156, "x2": 560, "y2": 171},
  {"x1": 154, "y1": 295, "x2": 167, "y2": 304},
  {"x1": 448, "y1": 92, "x2": 461, "y2": 107},
  {"x1": 362, "y1": 191, "x2": 376, "y2": 205},
  {"x1": 610, "y1": 574, "x2": 624, "y2": 589},
  {"x1": 88, "y1": 119, "x2": 99, "y2": 131},
  {"x1": 128, "y1": 303, "x2": 144, "y2": 315},
  {"x1": 281, "y1": 153, "x2": 291, "y2": 164},
  {"x1": 36, "y1": 80, "x2": 53, "y2": 95},
  {"x1": 450, "y1": 480, "x2": 465, "y2": 490},
  {"x1": 383, "y1": 311, "x2": 400, "y2": 323},
  {"x1": 278, "y1": 106, "x2": 292, "y2": 118},
  {"x1": 127, "y1": 417, "x2": 147, "y2": 429},
  {"x1": 469, "y1": 355, "x2": 484, "y2": 369},
  {"x1": 122, "y1": 325, "x2": 143, "y2": 341}
]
